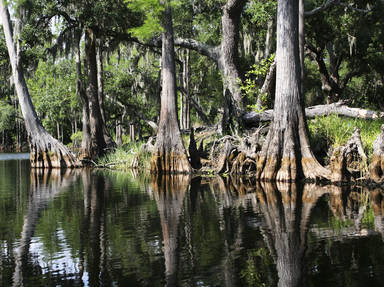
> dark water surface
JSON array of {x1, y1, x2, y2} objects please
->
[{"x1": 1, "y1": 154, "x2": 384, "y2": 286}]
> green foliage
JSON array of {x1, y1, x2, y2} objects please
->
[
  {"x1": 0, "y1": 101, "x2": 15, "y2": 132},
  {"x1": 104, "y1": 46, "x2": 160, "y2": 137},
  {"x1": 240, "y1": 54, "x2": 274, "y2": 112},
  {"x1": 27, "y1": 58, "x2": 79, "y2": 140},
  {"x1": 69, "y1": 131, "x2": 82, "y2": 148},
  {"x1": 305, "y1": 0, "x2": 384, "y2": 106},
  {"x1": 246, "y1": 0, "x2": 277, "y2": 24},
  {"x1": 308, "y1": 115, "x2": 384, "y2": 158},
  {"x1": 126, "y1": 0, "x2": 164, "y2": 40}
]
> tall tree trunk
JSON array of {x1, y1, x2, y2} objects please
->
[
  {"x1": 256, "y1": 0, "x2": 330, "y2": 181},
  {"x1": 218, "y1": 0, "x2": 247, "y2": 134},
  {"x1": 75, "y1": 32, "x2": 92, "y2": 160},
  {"x1": 179, "y1": 91, "x2": 184, "y2": 130},
  {"x1": 150, "y1": 2, "x2": 192, "y2": 174},
  {"x1": 264, "y1": 19, "x2": 274, "y2": 60},
  {"x1": 96, "y1": 38, "x2": 115, "y2": 148},
  {"x1": 299, "y1": 0, "x2": 305, "y2": 95},
  {"x1": 85, "y1": 28, "x2": 107, "y2": 158},
  {"x1": 0, "y1": 2, "x2": 79, "y2": 168},
  {"x1": 182, "y1": 49, "x2": 191, "y2": 130},
  {"x1": 96, "y1": 39, "x2": 106, "y2": 123}
]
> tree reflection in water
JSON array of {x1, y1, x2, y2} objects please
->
[
  {"x1": 79, "y1": 169, "x2": 111, "y2": 287},
  {"x1": 252, "y1": 182, "x2": 327, "y2": 287},
  {"x1": 150, "y1": 174, "x2": 190, "y2": 287},
  {"x1": 7, "y1": 167, "x2": 384, "y2": 286},
  {"x1": 12, "y1": 168, "x2": 80, "y2": 287}
]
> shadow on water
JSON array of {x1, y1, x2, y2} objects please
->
[{"x1": 4, "y1": 163, "x2": 384, "y2": 286}]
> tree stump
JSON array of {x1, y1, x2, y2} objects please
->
[
  {"x1": 329, "y1": 146, "x2": 349, "y2": 182},
  {"x1": 344, "y1": 127, "x2": 367, "y2": 173}
]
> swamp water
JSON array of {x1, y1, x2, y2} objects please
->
[{"x1": 1, "y1": 154, "x2": 384, "y2": 286}]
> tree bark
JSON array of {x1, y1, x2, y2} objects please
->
[
  {"x1": 299, "y1": 0, "x2": 305, "y2": 94},
  {"x1": 150, "y1": 2, "x2": 192, "y2": 174},
  {"x1": 96, "y1": 38, "x2": 115, "y2": 148},
  {"x1": 96, "y1": 39, "x2": 105, "y2": 123},
  {"x1": 0, "y1": 2, "x2": 79, "y2": 168},
  {"x1": 182, "y1": 49, "x2": 191, "y2": 130},
  {"x1": 75, "y1": 31, "x2": 92, "y2": 160},
  {"x1": 85, "y1": 28, "x2": 107, "y2": 158},
  {"x1": 256, "y1": 0, "x2": 330, "y2": 181},
  {"x1": 218, "y1": 0, "x2": 247, "y2": 134},
  {"x1": 243, "y1": 102, "x2": 384, "y2": 126},
  {"x1": 264, "y1": 19, "x2": 274, "y2": 60}
]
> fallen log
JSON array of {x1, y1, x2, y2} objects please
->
[{"x1": 243, "y1": 102, "x2": 384, "y2": 126}]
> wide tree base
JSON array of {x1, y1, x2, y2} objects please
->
[
  {"x1": 29, "y1": 135, "x2": 81, "y2": 168},
  {"x1": 150, "y1": 151, "x2": 192, "y2": 174},
  {"x1": 256, "y1": 155, "x2": 331, "y2": 182}
]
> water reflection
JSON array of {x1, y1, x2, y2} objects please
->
[
  {"x1": 371, "y1": 189, "x2": 384, "y2": 240},
  {"x1": 2, "y1": 162, "x2": 384, "y2": 286},
  {"x1": 80, "y1": 169, "x2": 111, "y2": 287},
  {"x1": 150, "y1": 175, "x2": 190, "y2": 286},
  {"x1": 12, "y1": 168, "x2": 80, "y2": 287}
]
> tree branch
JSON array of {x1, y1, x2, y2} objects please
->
[
  {"x1": 174, "y1": 38, "x2": 218, "y2": 62},
  {"x1": 305, "y1": 0, "x2": 373, "y2": 17},
  {"x1": 305, "y1": 0, "x2": 339, "y2": 16}
]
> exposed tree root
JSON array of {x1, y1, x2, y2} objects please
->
[
  {"x1": 255, "y1": 117, "x2": 332, "y2": 182},
  {"x1": 28, "y1": 131, "x2": 81, "y2": 168}
]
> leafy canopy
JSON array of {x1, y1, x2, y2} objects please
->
[{"x1": 126, "y1": 0, "x2": 165, "y2": 40}]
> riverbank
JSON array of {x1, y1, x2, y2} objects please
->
[{"x1": 97, "y1": 116, "x2": 384, "y2": 178}]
